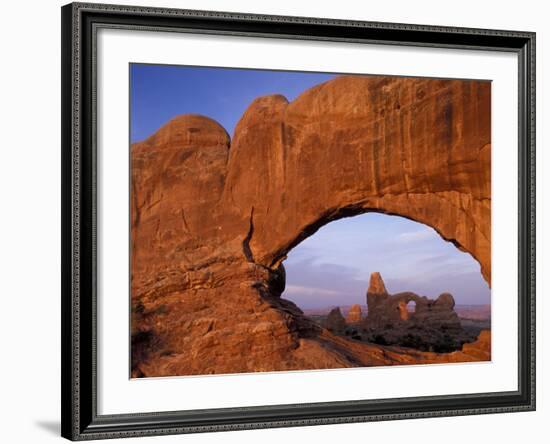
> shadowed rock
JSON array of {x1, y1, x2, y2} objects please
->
[{"x1": 325, "y1": 307, "x2": 346, "y2": 334}]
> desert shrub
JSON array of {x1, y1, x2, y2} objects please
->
[
  {"x1": 433, "y1": 334, "x2": 458, "y2": 353},
  {"x1": 371, "y1": 334, "x2": 389, "y2": 345},
  {"x1": 399, "y1": 334, "x2": 424, "y2": 349}
]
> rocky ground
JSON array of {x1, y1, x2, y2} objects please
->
[
  {"x1": 313, "y1": 272, "x2": 490, "y2": 354},
  {"x1": 309, "y1": 308, "x2": 490, "y2": 352}
]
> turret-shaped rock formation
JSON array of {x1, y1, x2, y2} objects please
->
[{"x1": 364, "y1": 272, "x2": 469, "y2": 351}]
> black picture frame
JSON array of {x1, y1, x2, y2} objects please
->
[{"x1": 61, "y1": 2, "x2": 536, "y2": 440}]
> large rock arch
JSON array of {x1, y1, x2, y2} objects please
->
[{"x1": 131, "y1": 75, "x2": 491, "y2": 376}]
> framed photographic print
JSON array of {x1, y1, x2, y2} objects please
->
[{"x1": 61, "y1": 2, "x2": 536, "y2": 440}]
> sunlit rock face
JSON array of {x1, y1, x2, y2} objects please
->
[
  {"x1": 346, "y1": 304, "x2": 363, "y2": 324},
  {"x1": 130, "y1": 75, "x2": 491, "y2": 377},
  {"x1": 363, "y1": 273, "x2": 471, "y2": 352}
]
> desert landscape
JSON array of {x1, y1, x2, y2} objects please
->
[
  {"x1": 130, "y1": 70, "x2": 491, "y2": 377},
  {"x1": 309, "y1": 272, "x2": 490, "y2": 353}
]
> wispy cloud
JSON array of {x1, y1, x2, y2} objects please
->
[
  {"x1": 397, "y1": 229, "x2": 436, "y2": 243},
  {"x1": 285, "y1": 285, "x2": 341, "y2": 297},
  {"x1": 281, "y1": 213, "x2": 490, "y2": 308}
]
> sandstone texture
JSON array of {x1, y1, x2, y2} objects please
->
[{"x1": 131, "y1": 75, "x2": 491, "y2": 377}]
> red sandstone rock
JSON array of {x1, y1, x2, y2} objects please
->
[
  {"x1": 366, "y1": 272, "x2": 390, "y2": 318},
  {"x1": 130, "y1": 75, "x2": 491, "y2": 377},
  {"x1": 223, "y1": 76, "x2": 491, "y2": 282},
  {"x1": 346, "y1": 304, "x2": 363, "y2": 324},
  {"x1": 368, "y1": 272, "x2": 388, "y2": 295},
  {"x1": 460, "y1": 329, "x2": 491, "y2": 360}
]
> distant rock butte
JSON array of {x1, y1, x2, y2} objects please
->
[
  {"x1": 366, "y1": 272, "x2": 461, "y2": 327},
  {"x1": 362, "y1": 272, "x2": 472, "y2": 351},
  {"x1": 131, "y1": 75, "x2": 491, "y2": 377},
  {"x1": 346, "y1": 304, "x2": 363, "y2": 324},
  {"x1": 325, "y1": 307, "x2": 346, "y2": 334}
]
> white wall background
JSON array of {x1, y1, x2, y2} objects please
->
[{"x1": 0, "y1": 0, "x2": 546, "y2": 443}]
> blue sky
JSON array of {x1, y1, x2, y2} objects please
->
[
  {"x1": 130, "y1": 64, "x2": 490, "y2": 309},
  {"x1": 130, "y1": 64, "x2": 335, "y2": 142},
  {"x1": 283, "y1": 213, "x2": 490, "y2": 309}
]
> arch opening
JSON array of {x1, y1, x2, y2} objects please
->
[
  {"x1": 280, "y1": 212, "x2": 490, "y2": 352},
  {"x1": 267, "y1": 204, "x2": 489, "y2": 286}
]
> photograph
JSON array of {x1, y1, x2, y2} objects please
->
[
  {"x1": 0, "y1": 0, "x2": 543, "y2": 442},
  {"x1": 47, "y1": 0, "x2": 538, "y2": 440},
  {"x1": 130, "y1": 65, "x2": 492, "y2": 378}
]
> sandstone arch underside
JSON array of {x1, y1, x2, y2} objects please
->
[{"x1": 131, "y1": 75, "x2": 491, "y2": 377}]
